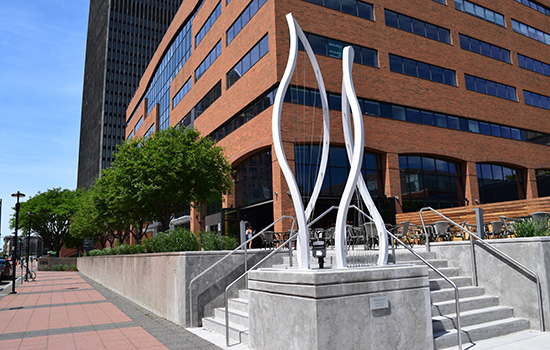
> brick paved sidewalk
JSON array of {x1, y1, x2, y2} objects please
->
[{"x1": 0, "y1": 271, "x2": 220, "y2": 350}]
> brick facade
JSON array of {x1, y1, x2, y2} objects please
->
[{"x1": 125, "y1": 0, "x2": 550, "y2": 233}]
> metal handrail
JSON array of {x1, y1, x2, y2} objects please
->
[
  {"x1": 419, "y1": 207, "x2": 545, "y2": 332},
  {"x1": 224, "y1": 230, "x2": 299, "y2": 347},
  {"x1": 386, "y1": 230, "x2": 462, "y2": 350},
  {"x1": 188, "y1": 215, "x2": 296, "y2": 326}
]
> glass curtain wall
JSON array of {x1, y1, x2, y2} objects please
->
[
  {"x1": 399, "y1": 155, "x2": 463, "y2": 212},
  {"x1": 476, "y1": 163, "x2": 524, "y2": 204},
  {"x1": 536, "y1": 169, "x2": 550, "y2": 197}
]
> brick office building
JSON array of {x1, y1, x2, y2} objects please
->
[{"x1": 125, "y1": 0, "x2": 550, "y2": 236}]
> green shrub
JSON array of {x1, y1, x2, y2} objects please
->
[
  {"x1": 143, "y1": 228, "x2": 200, "y2": 253},
  {"x1": 514, "y1": 218, "x2": 549, "y2": 237},
  {"x1": 87, "y1": 249, "x2": 103, "y2": 256},
  {"x1": 102, "y1": 247, "x2": 116, "y2": 255},
  {"x1": 115, "y1": 244, "x2": 144, "y2": 255},
  {"x1": 71, "y1": 264, "x2": 77, "y2": 271},
  {"x1": 200, "y1": 231, "x2": 238, "y2": 251}
]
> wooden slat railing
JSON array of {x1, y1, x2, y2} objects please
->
[{"x1": 396, "y1": 197, "x2": 550, "y2": 226}]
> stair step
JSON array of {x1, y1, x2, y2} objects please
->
[
  {"x1": 239, "y1": 289, "x2": 249, "y2": 301},
  {"x1": 430, "y1": 285, "x2": 485, "y2": 303},
  {"x1": 228, "y1": 298, "x2": 249, "y2": 313},
  {"x1": 396, "y1": 259, "x2": 449, "y2": 268},
  {"x1": 213, "y1": 307, "x2": 249, "y2": 328},
  {"x1": 202, "y1": 315, "x2": 250, "y2": 345},
  {"x1": 390, "y1": 250, "x2": 438, "y2": 261},
  {"x1": 433, "y1": 317, "x2": 530, "y2": 349},
  {"x1": 432, "y1": 305, "x2": 515, "y2": 332},
  {"x1": 427, "y1": 267, "x2": 460, "y2": 279},
  {"x1": 432, "y1": 295, "x2": 499, "y2": 316},
  {"x1": 430, "y1": 276, "x2": 472, "y2": 290}
]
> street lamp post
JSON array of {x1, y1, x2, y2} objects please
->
[
  {"x1": 11, "y1": 191, "x2": 25, "y2": 294},
  {"x1": 25, "y1": 212, "x2": 35, "y2": 282}
]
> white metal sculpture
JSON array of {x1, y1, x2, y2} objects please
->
[
  {"x1": 273, "y1": 14, "x2": 388, "y2": 269},
  {"x1": 272, "y1": 13, "x2": 331, "y2": 268},
  {"x1": 335, "y1": 47, "x2": 389, "y2": 268}
]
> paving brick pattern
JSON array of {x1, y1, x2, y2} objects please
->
[{"x1": 0, "y1": 271, "x2": 221, "y2": 349}]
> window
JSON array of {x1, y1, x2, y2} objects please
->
[
  {"x1": 144, "y1": 124, "x2": 155, "y2": 139},
  {"x1": 536, "y1": 169, "x2": 550, "y2": 197},
  {"x1": 459, "y1": 34, "x2": 511, "y2": 63},
  {"x1": 173, "y1": 78, "x2": 191, "y2": 109},
  {"x1": 465, "y1": 74, "x2": 517, "y2": 101},
  {"x1": 195, "y1": 41, "x2": 222, "y2": 81},
  {"x1": 385, "y1": 9, "x2": 451, "y2": 44},
  {"x1": 302, "y1": 0, "x2": 374, "y2": 21},
  {"x1": 454, "y1": 0, "x2": 505, "y2": 27},
  {"x1": 300, "y1": 33, "x2": 378, "y2": 67},
  {"x1": 524, "y1": 90, "x2": 550, "y2": 110},
  {"x1": 283, "y1": 86, "x2": 550, "y2": 145},
  {"x1": 195, "y1": 81, "x2": 222, "y2": 119},
  {"x1": 227, "y1": 0, "x2": 267, "y2": 45},
  {"x1": 295, "y1": 145, "x2": 382, "y2": 198},
  {"x1": 389, "y1": 54, "x2": 456, "y2": 86},
  {"x1": 135, "y1": 116, "x2": 143, "y2": 133},
  {"x1": 210, "y1": 88, "x2": 276, "y2": 142},
  {"x1": 514, "y1": 0, "x2": 550, "y2": 18},
  {"x1": 195, "y1": 3, "x2": 221, "y2": 47},
  {"x1": 511, "y1": 19, "x2": 550, "y2": 46},
  {"x1": 518, "y1": 54, "x2": 550, "y2": 77},
  {"x1": 399, "y1": 155, "x2": 463, "y2": 212},
  {"x1": 227, "y1": 35, "x2": 269, "y2": 89},
  {"x1": 234, "y1": 150, "x2": 273, "y2": 207},
  {"x1": 477, "y1": 163, "x2": 523, "y2": 204}
]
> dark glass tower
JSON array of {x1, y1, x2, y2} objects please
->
[{"x1": 77, "y1": 0, "x2": 183, "y2": 188}]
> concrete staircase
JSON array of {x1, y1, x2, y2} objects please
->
[
  {"x1": 201, "y1": 289, "x2": 251, "y2": 346},
  {"x1": 201, "y1": 248, "x2": 531, "y2": 349},
  {"x1": 394, "y1": 250, "x2": 530, "y2": 349}
]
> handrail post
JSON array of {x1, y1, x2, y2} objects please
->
[
  {"x1": 469, "y1": 230, "x2": 478, "y2": 286},
  {"x1": 419, "y1": 208, "x2": 431, "y2": 252}
]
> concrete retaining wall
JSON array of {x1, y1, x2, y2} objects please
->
[
  {"x1": 430, "y1": 237, "x2": 550, "y2": 330},
  {"x1": 77, "y1": 250, "x2": 283, "y2": 327}
]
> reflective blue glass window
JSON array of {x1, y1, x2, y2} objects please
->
[
  {"x1": 459, "y1": 34, "x2": 510, "y2": 63},
  {"x1": 173, "y1": 78, "x2": 192, "y2": 109},
  {"x1": 389, "y1": 54, "x2": 457, "y2": 86},
  {"x1": 477, "y1": 163, "x2": 523, "y2": 204},
  {"x1": 512, "y1": 19, "x2": 550, "y2": 46},
  {"x1": 514, "y1": 0, "x2": 550, "y2": 18},
  {"x1": 524, "y1": 90, "x2": 550, "y2": 110},
  {"x1": 195, "y1": 3, "x2": 221, "y2": 47},
  {"x1": 465, "y1": 74, "x2": 517, "y2": 101},
  {"x1": 195, "y1": 41, "x2": 222, "y2": 81},
  {"x1": 227, "y1": 35, "x2": 269, "y2": 89},
  {"x1": 518, "y1": 54, "x2": 550, "y2": 77},
  {"x1": 385, "y1": 9, "x2": 451, "y2": 44},
  {"x1": 227, "y1": 0, "x2": 267, "y2": 45},
  {"x1": 455, "y1": 0, "x2": 505, "y2": 27}
]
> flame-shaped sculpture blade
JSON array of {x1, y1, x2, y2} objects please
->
[
  {"x1": 334, "y1": 46, "x2": 389, "y2": 268},
  {"x1": 271, "y1": 13, "x2": 330, "y2": 268}
]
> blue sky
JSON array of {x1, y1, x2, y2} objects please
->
[{"x1": 0, "y1": 1, "x2": 89, "y2": 244}]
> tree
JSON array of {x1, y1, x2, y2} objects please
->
[
  {"x1": 95, "y1": 127, "x2": 233, "y2": 240},
  {"x1": 10, "y1": 188, "x2": 80, "y2": 256}
]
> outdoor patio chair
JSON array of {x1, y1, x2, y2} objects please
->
[
  {"x1": 432, "y1": 221, "x2": 451, "y2": 242},
  {"x1": 390, "y1": 221, "x2": 411, "y2": 246},
  {"x1": 529, "y1": 211, "x2": 550, "y2": 222},
  {"x1": 486, "y1": 221, "x2": 504, "y2": 239},
  {"x1": 324, "y1": 227, "x2": 335, "y2": 248},
  {"x1": 363, "y1": 222, "x2": 378, "y2": 249},
  {"x1": 262, "y1": 231, "x2": 275, "y2": 249},
  {"x1": 500, "y1": 216, "x2": 516, "y2": 237}
]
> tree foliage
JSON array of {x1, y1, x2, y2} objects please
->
[
  {"x1": 10, "y1": 188, "x2": 81, "y2": 255},
  {"x1": 73, "y1": 127, "x2": 233, "y2": 244}
]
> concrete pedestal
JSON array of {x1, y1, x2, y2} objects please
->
[{"x1": 248, "y1": 265, "x2": 433, "y2": 350}]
